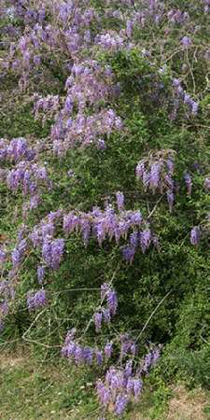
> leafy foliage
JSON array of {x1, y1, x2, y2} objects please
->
[{"x1": 0, "y1": 0, "x2": 210, "y2": 416}]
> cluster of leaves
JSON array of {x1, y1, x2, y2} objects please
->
[{"x1": 1, "y1": 0, "x2": 210, "y2": 416}]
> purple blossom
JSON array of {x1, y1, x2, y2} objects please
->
[
  {"x1": 27, "y1": 289, "x2": 46, "y2": 310},
  {"x1": 125, "y1": 360, "x2": 133, "y2": 378},
  {"x1": 191, "y1": 101, "x2": 199, "y2": 116},
  {"x1": 0, "y1": 250, "x2": 6, "y2": 263},
  {"x1": 122, "y1": 246, "x2": 135, "y2": 263},
  {"x1": 94, "y1": 312, "x2": 103, "y2": 332},
  {"x1": 120, "y1": 335, "x2": 132, "y2": 358},
  {"x1": 140, "y1": 229, "x2": 151, "y2": 253},
  {"x1": 136, "y1": 161, "x2": 145, "y2": 180},
  {"x1": 116, "y1": 192, "x2": 124, "y2": 211},
  {"x1": 142, "y1": 347, "x2": 160, "y2": 374},
  {"x1": 166, "y1": 159, "x2": 174, "y2": 175},
  {"x1": 96, "y1": 381, "x2": 111, "y2": 407},
  {"x1": 133, "y1": 379, "x2": 143, "y2": 400},
  {"x1": 115, "y1": 394, "x2": 129, "y2": 416},
  {"x1": 190, "y1": 226, "x2": 201, "y2": 246},
  {"x1": 107, "y1": 290, "x2": 118, "y2": 316},
  {"x1": 181, "y1": 36, "x2": 191, "y2": 46},
  {"x1": 184, "y1": 173, "x2": 192, "y2": 195},
  {"x1": 75, "y1": 345, "x2": 84, "y2": 365},
  {"x1": 96, "y1": 350, "x2": 103, "y2": 365},
  {"x1": 167, "y1": 190, "x2": 174, "y2": 212},
  {"x1": 37, "y1": 266, "x2": 45, "y2": 284},
  {"x1": 104, "y1": 342, "x2": 113, "y2": 359},
  {"x1": 129, "y1": 211, "x2": 142, "y2": 225},
  {"x1": 102, "y1": 308, "x2": 111, "y2": 323},
  {"x1": 204, "y1": 178, "x2": 210, "y2": 190},
  {"x1": 0, "y1": 301, "x2": 9, "y2": 315},
  {"x1": 61, "y1": 341, "x2": 76, "y2": 359},
  {"x1": 131, "y1": 343, "x2": 137, "y2": 356},
  {"x1": 150, "y1": 163, "x2": 160, "y2": 190},
  {"x1": 12, "y1": 249, "x2": 21, "y2": 268},
  {"x1": 129, "y1": 231, "x2": 139, "y2": 249},
  {"x1": 83, "y1": 347, "x2": 93, "y2": 364},
  {"x1": 50, "y1": 238, "x2": 65, "y2": 269}
]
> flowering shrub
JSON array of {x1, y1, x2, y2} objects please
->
[{"x1": 1, "y1": 0, "x2": 210, "y2": 416}]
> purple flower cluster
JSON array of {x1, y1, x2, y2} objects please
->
[
  {"x1": 42, "y1": 238, "x2": 65, "y2": 269},
  {"x1": 140, "y1": 347, "x2": 160, "y2": 375},
  {"x1": 0, "y1": 137, "x2": 35, "y2": 163},
  {"x1": 27, "y1": 289, "x2": 46, "y2": 310},
  {"x1": 167, "y1": 9, "x2": 189, "y2": 24},
  {"x1": 95, "y1": 31, "x2": 125, "y2": 51},
  {"x1": 6, "y1": 161, "x2": 50, "y2": 195},
  {"x1": 184, "y1": 173, "x2": 192, "y2": 196},
  {"x1": 33, "y1": 94, "x2": 60, "y2": 125},
  {"x1": 120, "y1": 334, "x2": 137, "y2": 360},
  {"x1": 204, "y1": 178, "x2": 210, "y2": 191},
  {"x1": 190, "y1": 226, "x2": 201, "y2": 246},
  {"x1": 65, "y1": 60, "x2": 113, "y2": 112},
  {"x1": 52, "y1": 108, "x2": 123, "y2": 154},
  {"x1": 61, "y1": 328, "x2": 113, "y2": 366},
  {"x1": 136, "y1": 150, "x2": 175, "y2": 212},
  {"x1": 0, "y1": 280, "x2": 15, "y2": 328},
  {"x1": 96, "y1": 364, "x2": 142, "y2": 416},
  {"x1": 60, "y1": 281, "x2": 161, "y2": 418},
  {"x1": 173, "y1": 78, "x2": 199, "y2": 116},
  {"x1": 63, "y1": 203, "x2": 143, "y2": 248},
  {"x1": 136, "y1": 150, "x2": 175, "y2": 193},
  {"x1": 94, "y1": 283, "x2": 118, "y2": 332},
  {"x1": 11, "y1": 238, "x2": 27, "y2": 269}
]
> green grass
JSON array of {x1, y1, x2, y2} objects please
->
[{"x1": 1, "y1": 349, "x2": 209, "y2": 420}]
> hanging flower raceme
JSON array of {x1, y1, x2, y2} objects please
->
[
  {"x1": 172, "y1": 78, "x2": 199, "y2": 116},
  {"x1": 190, "y1": 226, "x2": 201, "y2": 246},
  {"x1": 136, "y1": 150, "x2": 176, "y2": 212}
]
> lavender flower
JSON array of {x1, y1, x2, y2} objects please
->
[
  {"x1": 140, "y1": 229, "x2": 151, "y2": 253},
  {"x1": 142, "y1": 347, "x2": 160, "y2": 374},
  {"x1": 190, "y1": 226, "x2": 201, "y2": 246},
  {"x1": 150, "y1": 163, "x2": 160, "y2": 190},
  {"x1": 96, "y1": 381, "x2": 111, "y2": 407},
  {"x1": 136, "y1": 161, "x2": 145, "y2": 180},
  {"x1": 107, "y1": 290, "x2": 118, "y2": 316},
  {"x1": 167, "y1": 190, "x2": 174, "y2": 212},
  {"x1": 50, "y1": 238, "x2": 65, "y2": 269},
  {"x1": 115, "y1": 394, "x2": 129, "y2": 416},
  {"x1": 181, "y1": 36, "x2": 191, "y2": 46},
  {"x1": 75, "y1": 345, "x2": 84, "y2": 365},
  {"x1": 102, "y1": 308, "x2": 111, "y2": 323},
  {"x1": 83, "y1": 347, "x2": 93, "y2": 364},
  {"x1": 184, "y1": 173, "x2": 192, "y2": 195},
  {"x1": 125, "y1": 360, "x2": 133, "y2": 378},
  {"x1": 0, "y1": 249, "x2": 6, "y2": 263},
  {"x1": 204, "y1": 178, "x2": 210, "y2": 190},
  {"x1": 96, "y1": 350, "x2": 103, "y2": 365},
  {"x1": 37, "y1": 266, "x2": 45, "y2": 284},
  {"x1": 104, "y1": 342, "x2": 113, "y2": 359},
  {"x1": 133, "y1": 379, "x2": 143, "y2": 400},
  {"x1": 116, "y1": 192, "x2": 124, "y2": 211},
  {"x1": 27, "y1": 289, "x2": 46, "y2": 310},
  {"x1": 122, "y1": 246, "x2": 135, "y2": 263},
  {"x1": 191, "y1": 101, "x2": 199, "y2": 116},
  {"x1": 94, "y1": 312, "x2": 103, "y2": 332}
]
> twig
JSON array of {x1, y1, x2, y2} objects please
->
[
  {"x1": 135, "y1": 291, "x2": 171, "y2": 342},
  {"x1": 147, "y1": 195, "x2": 164, "y2": 220},
  {"x1": 22, "y1": 308, "x2": 60, "y2": 348}
]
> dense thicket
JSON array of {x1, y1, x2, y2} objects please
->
[{"x1": 0, "y1": 0, "x2": 210, "y2": 416}]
